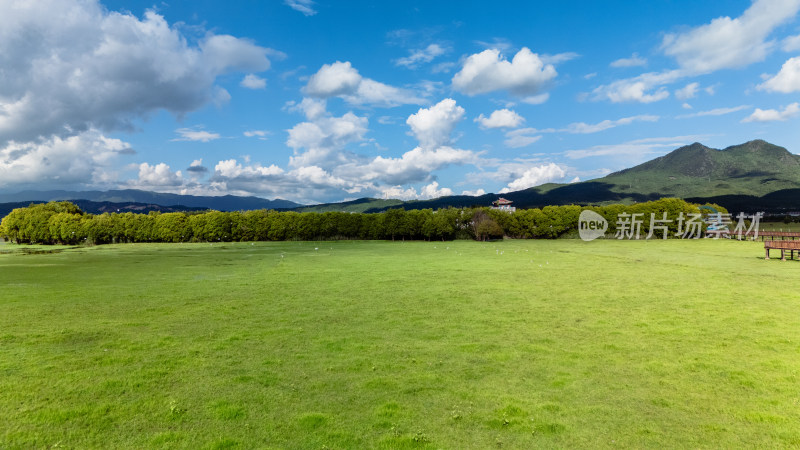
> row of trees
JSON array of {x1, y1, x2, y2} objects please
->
[{"x1": 0, "y1": 198, "x2": 710, "y2": 245}]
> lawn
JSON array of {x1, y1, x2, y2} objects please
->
[{"x1": 1, "y1": 239, "x2": 799, "y2": 448}]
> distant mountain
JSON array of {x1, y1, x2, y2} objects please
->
[
  {"x1": 0, "y1": 200, "x2": 210, "y2": 219},
  {"x1": 599, "y1": 140, "x2": 800, "y2": 199},
  {"x1": 3, "y1": 141, "x2": 799, "y2": 218},
  {"x1": 295, "y1": 140, "x2": 800, "y2": 214},
  {"x1": 0, "y1": 189, "x2": 301, "y2": 211}
]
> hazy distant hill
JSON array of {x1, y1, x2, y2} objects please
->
[
  {"x1": 296, "y1": 140, "x2": 800, "y2": 213},
  {"x1": 0, "y1": 189, "x2": 301, "y2": 211}
]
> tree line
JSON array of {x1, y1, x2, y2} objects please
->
[{"x1": 0, "y1": 198, "x2": 710, "y2": 245}]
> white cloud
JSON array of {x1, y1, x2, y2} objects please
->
[
  {"x1": 676, "y1": 105, "x2": 750, "y2": 119},
  {"x1": 591, "y1": 70, "x2": 681, "y2": 103},
  {"x1": 214, "y1": 159, "x2": 284, "y2": 178},
  {"x1": 347, "y1": 146, "x2": 478, "y2": 185},
  {"x1": 564, "y1": 135, "x2": 710, "y2": 160},
  {"x1": 286, "y1": 111, "x2": 369, "y2": 168},
  {"x1": 136, "y1": 162, "x2": 183, "y2": 187},
  {"x1": 504, "y1": 128, "x2": 542, "y2": 148},
  {"x1": 290, "y1": 165, "x2": 348, "y2": 188},
  {"x1": 521, "y1": 93, "x2": 550, "y2": 105},
  {"x1": 431, "y1": 61, "x2": 457, "y2": 74},
  {"x1": 561, "y1": 115, "x2": 658, "y2": 134},
  {"x1": 758, "y1": 56, "x2": 800, "y2": 93},
  {"x1": 0, "y1": 0, "x2": 274, "y2": 146},
  {"x1": 241, "y1": 74, "x2": 267, "y2": 89},
  {"x1": 452, "y1": 47, "x2": 558, "y2": 96},
  {"x1": 541, "y1": 52, "x2": 580, "y2": 65},
  {"x1": 172, "y1": 128, "x2": 221, "y2": 142},
  {"x1": 461, "y1": 188, "x2": 486, "y2": 197},
  {"x1": 243, "y1": 130, "x2": 270, "y2": 139},
  {"x1": 741, "y1": 103, "x2": 800, "y2": 122},
  {"x1": 661, "y1": 0, "x2": 800, "y2": 74},
  {"x1": 303, "y1": 61, "x2": 425, "y2": 106},
  {"x1": 284, "y1": 0, "x2": 317, "y2": 16},
  {"x1": 675, "y1": 82, "x2": 699, "y2": 100},
  {"x1": 783, "y1": 34, "x2": 800, "y2": 51},
  {"x1": 395, "y1": 44, "x2": 447, "y2": 68},
  {"x1": 288, "y1": 97, "x2": 328, "y2": 120},
  {"x1": 501, "y1": 114, "x2": 658, "y2": 139},
  {"x1": 475, "y1": 109, "x2": 524, "y2": 129},
  {"x1": 187, "y1": 159, "x2": 208, "y2": 176},
  {"x1": 0, "y1": 129, "x2": 130, "y2": 190},
  {"x1": 421, "y1": 181, "x2": 453, "y2": 199},
  {"x1": 304, "y1": 61, "x2": 362, "y2": 97},
  {"x1": 381, "y1": 181, "x2": 453, "y2": 200},
  {"x1": 500, "y1": 163, "x2": 566, "y2": 192},
  {"x1": 610, "y1": 53, "x2": 647, "y2": 68},
  {"x1": 473, "y1": 38, "x2": 514, "y2": 52},
  {"x1": 406, "y1": 98, "x2": 465, "y2": 149}
]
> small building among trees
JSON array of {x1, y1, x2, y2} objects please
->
[{"x1": 491, "y1": 197, "x2": 516, "y2": 212}]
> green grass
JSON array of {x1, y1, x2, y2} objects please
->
[{"x1": 1, "y1": 239, "x2": 799, "y2": 448}]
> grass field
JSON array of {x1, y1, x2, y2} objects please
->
[{"x1": 1, "y1": 239, "x2": 799, "y2": 448}]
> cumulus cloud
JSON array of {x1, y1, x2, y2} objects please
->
[
  {"x1": 187, "y1": 159, "x2": 209, "y2": 175},
  {"x1": 406, "y1": 99, "x2": 465, "y2": 149},
  {"x1": 136, "y1": 162, "x2": 183, "y2": 187},
  {"x1": 475, "y1": 109, "x2": 525, "y2": 129},
  {"x1": 758, "y1": 56, "x2": 800, "y2": 93},
  {"x1": 284, "y1": 0, "x2": 317, "y2": 16},
  {"x1": 288, "y1": 97, "x2": 328, "y2": 120},
  {"x1": 286, "y1": 111, "x2": 369, "y2": 168},
  {"x1": 240, "y1": 74, "x2": 267, "y2": 89},
  {"x1": 344, "y1": 146, "x2": 477, "y2": 185},
  {"x1": 741, "y1": 103, "x2": 800, "y2": 122},
  {"x1": 0, "y1": 129, "x2": 131, "y2": 190},
  {"x1": 214, "y1": 159, "x2": 284, "y2": 178},
  {"x1": 303, "y1": 61, "x2": 425, "y2": 106},
  {"x1": 452, "y1": 47, "x2": 557, "y2": 96},
  {"x1": 0, "y1": 0, "x2": 274, "y2": 145},
  {"x1": 500, "y1": 163, "x2": 567, "y2": 193},
  {"x1": 395, "y1": 44, "x2": 447, "y2": 69},
  {"x1": 661, "y1": 0, "x2": 800, "y2": 74},
  {"x1": 610, "y1": 53, "x2": 647, "y2": 68},
  {"x1": 381, "y1": 181, "x2": 454, "y2": 201}
]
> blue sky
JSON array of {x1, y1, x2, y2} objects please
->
[{"x1": 1, "y1": 0, "x2": 800, "y2": 204}]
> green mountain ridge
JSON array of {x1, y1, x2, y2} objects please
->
[
  {"x1": 297, "y1": 140, "x2": 800, "y2": 213},
  {"x1": 601, "y1": 140, "x2": 800, "y2": 199}
]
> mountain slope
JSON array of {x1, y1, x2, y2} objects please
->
[
  {"x1": 296, "y1": 140, "x2": 800, "y2": 213},
  {"x1": 599, "y1": 140, "x2": 800, "y2": 199}
]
